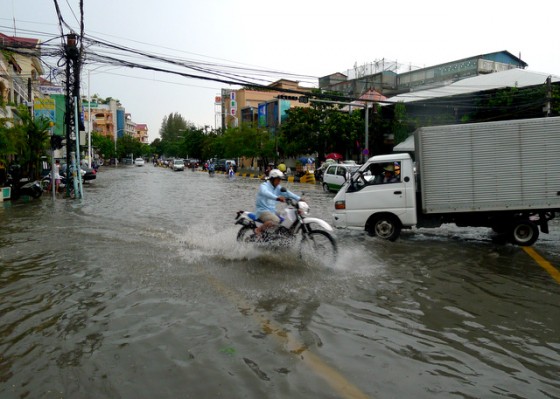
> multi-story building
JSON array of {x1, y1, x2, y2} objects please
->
[
  {"x1": 0, "y1": 33, "x2": 44, "y2": 119},
  {"x1": 0, "y1": 51, "x2": 11, "y2": 119},
  {"x1": 124, "y1": 114, "x2": 149, "y2": 144},
  {"x1": 319, "y1": 50, "x2": 528, "y2": 98},
  {"x1": 134, "y1": 124, "x2": 149, "y2": 144},
  {"x1": 221, "y1": 79, "x2": 311, "y2": 130}
]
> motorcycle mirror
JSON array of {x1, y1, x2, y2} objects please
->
[{"x1": 280, "y1": 187, "x2": 287, "y2": 193}]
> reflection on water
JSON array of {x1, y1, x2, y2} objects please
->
[{"x1": 1, "y1": 166, "x2": 559, "y2": 398}]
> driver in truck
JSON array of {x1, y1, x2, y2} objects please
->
[{"x1": 383, "y1": 164, "x2": 399, "y2": 183}]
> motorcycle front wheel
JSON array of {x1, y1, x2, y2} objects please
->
[{"x1": 299, "y1": 229, "x2": 337, "y2": 265}]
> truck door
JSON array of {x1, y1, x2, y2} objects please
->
[{"x1": 344, "y1": 161, "x2": 416, "y2": 227}]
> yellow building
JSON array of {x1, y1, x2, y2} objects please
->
[{"x1": 0, "y1": 33, "x2": 44, "y2": 116}]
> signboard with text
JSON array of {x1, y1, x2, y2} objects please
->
[{"x1": 33, "y1": 98, "x2": 56, "y2": 123}]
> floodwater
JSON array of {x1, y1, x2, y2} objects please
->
[{"x1": 1, "y1": 165, "x2": 559, "y2": 399}]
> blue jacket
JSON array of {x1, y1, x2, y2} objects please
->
[{"x1": 255, "y1": 181, "x2": 300, "y2": 218}]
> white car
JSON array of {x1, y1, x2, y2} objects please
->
[
  {"x1": 322, "y1": 164, "x2": 360, "y2": 193},
  {"x1": 134, "y1": 158, "x2": 145, "y2": 166},
  {"x1": 172, "y1": 159, "x2": 185, "y2": 171}
]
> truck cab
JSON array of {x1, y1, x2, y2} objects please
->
[{"x1": 332, "y1": 153, "x2": 417, "y2": 240}]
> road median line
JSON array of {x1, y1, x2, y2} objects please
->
[
  {"x1": 204, "y1": 273, "x2": 372, "y2": 398},
  {"x1": 523, "y1": 247, "x2": 560, "y2": 284}
]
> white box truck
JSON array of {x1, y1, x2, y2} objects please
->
[{"x1": 332, "y1": 117, "x2": 560, "y2": 246}]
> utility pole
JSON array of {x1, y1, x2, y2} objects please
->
[
  {"x1": 545, "y1": 75, "x2": 552, "y2": 117},
  {"x1": 63, "y1": 33, "x2": 83, "y2": 198}
]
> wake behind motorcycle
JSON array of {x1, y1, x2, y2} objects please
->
[{"x1": 235, "y1": 192, "x2": 337, "y2": 263}]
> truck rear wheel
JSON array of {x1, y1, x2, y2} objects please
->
[
  {"x1": 368, "y1": 214, "x2": 401, "y2": 241},
  {"x1": 510, "y1": 220, "x2": 539, "y2": 246}
]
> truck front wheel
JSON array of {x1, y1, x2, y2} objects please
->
[
  {"x1": 510, "y1": 220, "x2": 539, "y2": 246},
  {"x1": 368, "y1": 214, "x2": 402, "y2": 241}
]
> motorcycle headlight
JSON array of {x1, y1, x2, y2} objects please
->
[{"x1": 298, "y1": 201, "x2": 310, "y2": 216}]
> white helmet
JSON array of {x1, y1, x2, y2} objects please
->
[{"x1": 268, "y1": 169, "x2": 284, "y2": 179}]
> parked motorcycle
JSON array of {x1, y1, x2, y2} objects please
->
[
  {"x1": 235, "y1": 192, "x2": 337, "y2": 263},
  {"x1": 6, "y1": 174, "x2": 42, "y2": 200},
  {"x1": 41, "y1": 174, "x2": 79, "y2": 198}
]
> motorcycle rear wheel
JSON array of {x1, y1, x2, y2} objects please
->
[{"x1": 299, "y1": 229, "x2": 337, "y2": 265}]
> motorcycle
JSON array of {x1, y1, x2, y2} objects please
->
[
  {"x1": 235, "y1": 191, "x2": 337, "y2": 262},
  {"x1": 8, "y1": 178, "x2": 43, "y2": 200},
  {"x1": 41, "y1": 171, "x2": 81, "y2": 198},
  {"x1": 6, "y1": 167, "x2": 42, "y2": 200}
]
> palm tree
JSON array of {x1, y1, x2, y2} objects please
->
[{"x1": 1, "y1": 106, "x2": 51, "y2": 180}]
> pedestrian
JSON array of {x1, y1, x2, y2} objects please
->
[{"x1": 47, "y1": 160, "x2": 62, "y2": 194}]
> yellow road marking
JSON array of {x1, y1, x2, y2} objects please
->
[
  {"x1": 205, "y1": 274, "x2": 371, "y2": 399},
  {"x1": 523, "y1": 247, "x2": 560, "y2": 284}
]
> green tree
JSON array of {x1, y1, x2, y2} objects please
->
[
  {"x1": 0, "y1": 116, "x2": 25, "y2": 168},
  {"x1": 159, "y1": 112, "x2": 191, "y2": 142},
  {"x1": 178, "y1": 126, "x2": 205, "y2": 160},
  {"x1": 392, "y1": 103, "x2": 409, "y2": 146},
  {"x1": 281, "y1": 102, "x2": 364, "y2": 161},
  {"x1": 1, "y1": 107, "x2": 51, "y2": 179},
  {"x1": 117, "y1": 134, "x2": 143, "y2": 159},
  {"x1": 92, "y1": 132, "x2": 116, "y2": 160}
]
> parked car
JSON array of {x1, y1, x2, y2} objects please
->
[
  {"x1": 60, "y1": 162, "x2": 97, "y2": 181},
  {"x1": 172, "y1": 159, "x2": 185, "y2": 171},
  {"x1": 322, "y1": 164, "x2": 360, "y2": 193},
  {"x1": 134, "y1": 158, "x2": 145, "y2": 166}
]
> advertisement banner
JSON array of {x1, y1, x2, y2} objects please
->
[
  {"x1": 33, "y1": 98, "x2": 56, "y2": 123},
  {"x1": 279, "y1": 99, "x2": 291, "y2": 123},
  {"x1": 258, "y1": 103, "x2": 267, "y2": 127}
]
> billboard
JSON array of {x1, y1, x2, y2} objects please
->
[
  {"x1": 33, "y1": 98, "x2": 56, "y2": 123},
  {"x1": 279, "y1": 99, "x2": 291, "y2": 123},
  {"x1": 258, "y1": 103, "x2": 267, "y2": 127}
]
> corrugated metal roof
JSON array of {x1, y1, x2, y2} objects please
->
[{"x1": 386, "y1": 69, "x2": 560, "y2": 104}]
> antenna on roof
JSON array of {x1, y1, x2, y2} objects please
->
[{"x1": 11, "y1": 0, "x2": 17, "y2": 36}]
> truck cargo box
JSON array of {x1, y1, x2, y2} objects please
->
[{"x1": 415, "y1": 117, "x2": 560, "y2": 214}]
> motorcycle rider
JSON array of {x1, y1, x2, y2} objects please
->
[{"x1": 254, "y1": 169, "x2": 300, "y2": 236}]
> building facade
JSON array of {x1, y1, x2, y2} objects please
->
[
  {"x1": 0, "y1": 33, "x2": 44, "y2": 120},
  {"x1": 319, "y1": 51, "x2": 528, "y2": 98},
  {"x1": 221, "y1": 79, "x2": 311, "y2": 130}
]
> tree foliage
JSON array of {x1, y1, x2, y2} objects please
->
[
  {"x1": 92, "y1": 132, "x2": 115, "y2": 159},
  {"x1": 281, "y1": 103, "x2": 364, "y2": 161},
  {"x1": 0, "y1": 106, "x2": 50, "y2": 179}
]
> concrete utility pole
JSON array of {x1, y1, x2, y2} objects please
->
[
  {"x1": 63, "y1": 33, "x2": 83, "y2": 198},
  {"x1": 545, "y1": 75, "x2": 552, "y2": 117}
]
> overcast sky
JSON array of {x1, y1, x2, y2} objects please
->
[{"x1": 1, "y1": 0, "x2": 559, "y2": 142}]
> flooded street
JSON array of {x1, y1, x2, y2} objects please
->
[{"x1": 1, "y1": 165, "x2": 559, "y2": 399}]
